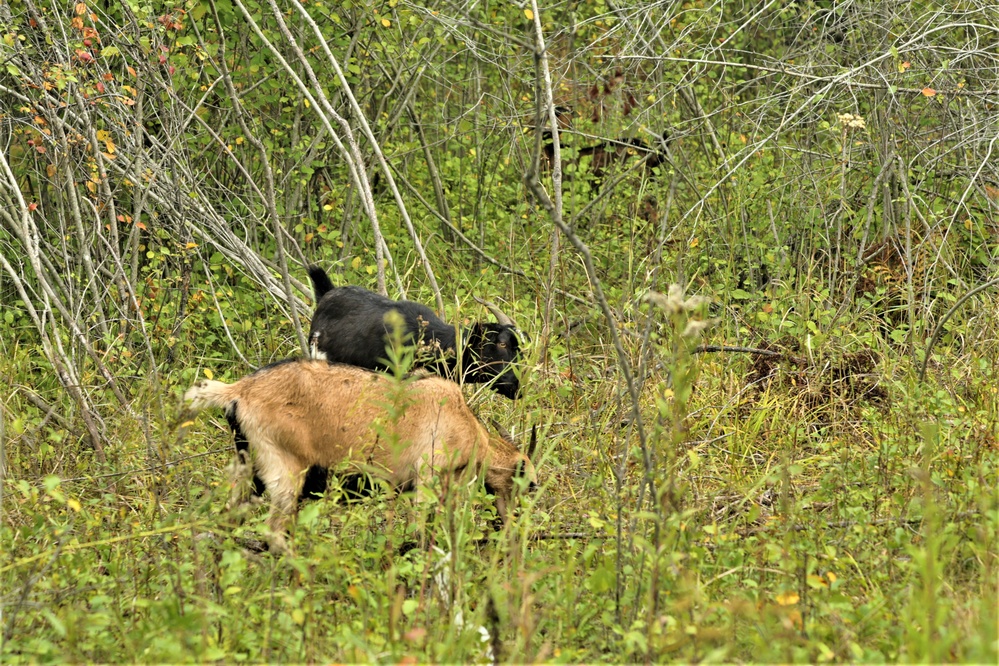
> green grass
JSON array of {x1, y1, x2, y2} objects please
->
[{"x1": 2, "y1": 295, "x2": 996, "y2": 663}]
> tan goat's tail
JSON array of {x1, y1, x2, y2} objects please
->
[{"x1": 183, "y1": 379, "x2": 238, "y2": 413}]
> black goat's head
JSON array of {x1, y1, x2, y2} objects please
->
[{"x1": 464, "y1": 323, "x2": 521, "y2": 399}]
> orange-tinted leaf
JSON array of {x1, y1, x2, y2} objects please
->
[
  {"x1": 775, "y1": 591, "x2": 799, "y2": 606},
  {"x1": 784, "y1": 608, "x2": 803, "y2": 630},
  {"x1": 127, "y1": 66, "x2": 136, "y2": 77},
  {"x1": 921, "y1": 87, "x2": 936, "y2": 97},
  {"x1": 403, "y1": 627, "x2": 426, "y2": 643},
  {"x1": 75, "y1": 3, "x2": 87, "y2": 16}
]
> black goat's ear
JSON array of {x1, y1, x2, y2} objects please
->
[{"x1": 527, "y1": 425, "x2": 538, "y2": 460}]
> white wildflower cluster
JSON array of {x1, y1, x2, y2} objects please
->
[
  {"x1": 837, "y1": 113, "x2": 866, "y2": 129},
  {"x1": 642, "y1": 285, "x2": 715, "y2": 339},
  {"x1": 643, "y1": 284, "x2": 708, "y2": 315}
]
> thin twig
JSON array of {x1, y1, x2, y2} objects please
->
[
  {"x1": 919, "y1": 276, "x2": 999, "y2": 382},
  {"x1": 25, "y1": 447, "x2": 231, "y2": 486},
  {"x1": 735, "y1": 510, "x2": 980, "y2": 537},
  {"x1": 693, "y1": 345, "x2": 785, "y2": 357}
]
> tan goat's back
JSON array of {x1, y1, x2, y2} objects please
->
[{"x1": 220, "y1": 360, "x2": 497, "y2": 484}]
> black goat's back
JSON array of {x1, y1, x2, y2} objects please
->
[
  {"x1": 306, "y1": 267, "x2": 521, "y2": 399},
  {"x1": 309, "y1": 285, "x2": 454, "y2": 370}
]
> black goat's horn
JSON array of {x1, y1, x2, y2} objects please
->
[
  {"x1": 474, "y1": 296, "x2": 516, "y2": 328},
  {"x1": 527, "y1": 425, "x2": 539, "y2": 460}
]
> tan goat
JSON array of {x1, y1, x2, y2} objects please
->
[{"x1": 184, "y1": 359, "x2": 538, "y2": 553}]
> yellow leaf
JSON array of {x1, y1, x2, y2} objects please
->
[
  {"x1": 381, "y1": 18, "x2": 390, "y2": 27},
  {"x1": 351, "y1": 256, "x2": 361, "y2": 270},
  {"x1": 203, "y1": 368, "x2": 214, "y2": 380},
  {"x1": 67, "y1": 498, "x2": 81, "y2": 512},
  {"x1": 524, "y1": 9, "x2": 534, "y2": 20},
  {"x1": 186, "y1": 242, "x2": 197, "y2": 249},
  {"x1": 775, "y1": 591, "x2": 799, "y2": 606},
  {"x1": 826, "y1": 571, "x2": 837, "y2": 584},
  {"x1": 807, "y1": 574, "x2": 828, "y2": 589}
]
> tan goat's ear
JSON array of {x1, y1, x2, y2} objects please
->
[
  {"x1": 527, "y1": 425, "x2": 538, "y2": 460},
  {"x1": 491, "y1": 418, "x2": 515, "y2": 445}
]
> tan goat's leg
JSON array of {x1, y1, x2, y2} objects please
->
[
  {"x1": 255, "y1": 444, "x2": 303, "y2": 555},
  {"x1": 225, "y1": 448, "x2": 255, "y2": 513}
]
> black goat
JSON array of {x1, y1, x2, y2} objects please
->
[{"x1": 307, "y1": 266, "x2": 521, "y2": 399}]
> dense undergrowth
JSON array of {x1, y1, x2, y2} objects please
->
[
  {"x1": 2, "y1": 0, "x2": 998, "y2": 661},
  {"x1": 2, "y1": 264, "x2": 996, "y2": 662}
]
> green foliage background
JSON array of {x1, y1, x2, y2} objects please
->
[{"x1": 0, "y1": 0, "x2": 996, "y2": 661}]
